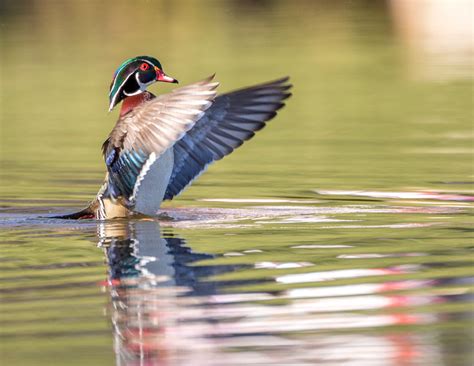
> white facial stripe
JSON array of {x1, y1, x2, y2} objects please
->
[
  {"x1": 122, "y1": 73, "x2": 149, "y2": 97},
  {"x1": 136, "y1": 72, "x2": 156, "y2": 89},
  {"x1": 109, "y1": 59, "x2": 154, "y2": 97},
  {"x1": 109, "y1": 71, "x2": 136, "y2": 110}
]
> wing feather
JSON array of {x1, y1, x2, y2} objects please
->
[{"x1": 164, "y1": 77, "x2": 292, "y2": 200}]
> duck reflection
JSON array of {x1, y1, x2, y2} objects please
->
[
  {"x1": 98, "y1": 220, "x2": 239, "y2": 366},
  {"x1": 96, "y1": 220, "x2": 471, "y2": 366}
]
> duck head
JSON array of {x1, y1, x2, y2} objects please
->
[{"x1": 108, "y1": 56, "x2": 178, "y2": 111}]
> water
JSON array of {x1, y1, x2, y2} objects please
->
[{"x1": 1, "y1": 1, "x2": 473, "y2": 365}]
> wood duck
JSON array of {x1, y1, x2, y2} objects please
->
[{"x1": 63, "y1": 56, "x2": 292, "y2": 219}]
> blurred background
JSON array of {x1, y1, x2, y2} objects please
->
[
  {"x1": 0, "y1": 1, "x2": 473, "y2": 366},
  {"x1": 1, "y1": 0, "x2": 472, "y2": 203}
]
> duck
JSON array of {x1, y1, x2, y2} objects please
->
[{"x1": 62, "y1": 56, "x2": 292, "y2": 219}]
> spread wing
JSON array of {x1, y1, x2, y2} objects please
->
[
  {"x1": 103, "y1": 77, "x2": 219, "y2": 201},
  {"x1": 164, "y1": 77, "x2": 292, "y2": 200}
]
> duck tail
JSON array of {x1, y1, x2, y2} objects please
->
[
  {"x1": 51, "y1": 181, "x2": 108, "y2": 220},
  {"x1": 52, "y1": 205, "x2": 96, "y2": 220},
  {"x1": 52, "y1": 181, "x2": 131, "y2": 220}
]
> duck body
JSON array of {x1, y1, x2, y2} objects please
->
[
  {"x1": 61, "y1": 56, "x2": 292, "y2": 220},
  {"x1": 133, "y1": 147, "x2": 174, "y2": 216}
]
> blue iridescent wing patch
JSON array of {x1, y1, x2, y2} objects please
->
[{"x1": 106, "y1": 148, "x2": 148, "y2": 200}]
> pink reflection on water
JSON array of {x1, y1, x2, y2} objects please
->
[{"x1": 316, "y1": 190, "x2": 474, "y2": 202}]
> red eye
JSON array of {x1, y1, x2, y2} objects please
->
[{"x1": 140, "y1": 62, "x2": 150, "y2": 71}]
